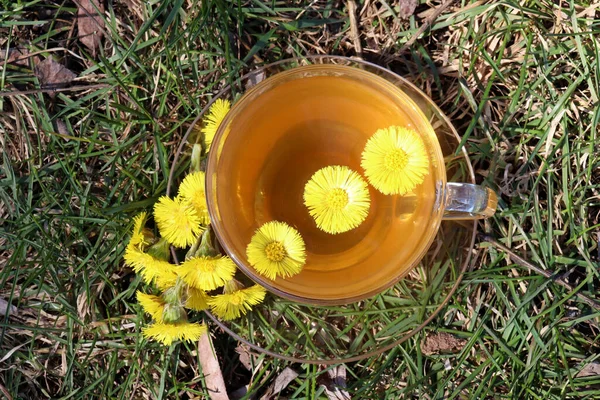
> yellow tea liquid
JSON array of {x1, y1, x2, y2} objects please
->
[{"x1": 211, "y1": 67, "x2": 440, "y2": 302}]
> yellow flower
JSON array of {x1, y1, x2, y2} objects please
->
[
  {"x1": 361, "y1": 126, "x2": 430, "y2": 195},
  {"x1": 124, "y1": 245, "x2": 178, "y2": 286},
  {"x1": 303, "y1": 165, "x2": 371, "y2": 234},
  {"x1": 153, "y1": 196, "x2": 203, "y2": 248},
  {"x1": 246, "y1": 221, "x2": 306, "y2": 280},
  {"x1": 177, "y1": 171, "x2": 210, "y2": 225},
  {"x1": 142, "y1": 322, "x2": 207, "y2": 346},
  {"x1": 155, "y1": 273, "x2": 178, "y2": 290},
  {"x1": 129, "y1": 212, "x2": 149, "y2": 249},
  {"x1": 201, "y1": 99, "x2": 231, "y2": 152},
  {"x1": 208, "y1": 284, "x2": 266, "y2": 321},
  {"x1": 136, "y1": 291, "x2": 165, "y2": 322},
  {"x1": 186, "y1": 287, "x2": 209, "y2": 311},
  {"x1": 179, "y1": 256, "x2": 236, "y2": 291}
]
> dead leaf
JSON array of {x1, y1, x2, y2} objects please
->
[
  {"x1": 577, "y1": 363, "x2": 600, "y2": 378},
  {"x1": 198, "y1": 331, "x2": 229, "y2": 400},
  {"x1": 0, "y1": 298, "x2": 17, "y2": 316},
  {"x1": 77, "y1": 0, "x2": 105, "y2": 56},
  {"x1": 229, "y1": 386, "x2": 249, "y2": 400},
  {"x1": 318, "y1": 366, "x2": 351, "y2": 400},
  {"x1": 77, "y1": 292, "x2": 89, "y2": 321},
  {"x1": 235, "y1": 345, "x2": 253, "y2": 371},
  {"x1": 260, "y1": 367, "x2": 298, "y2": 400},
  {"x1": 0, "y1": 343, "x2": 28, "y2": 364},
  {"x1": 34, "y1": 58, "x2": 77, "y2": 97},
  {"x1": 0, "y1": 48, "x2": 33, "y2": 67},
  {"x1": 399, "y1": 0, "x2": 418, "y2": 19},
  {"x1": 56, "y1": 119, "x2": 69, "y2": 135},
  {"x1": 245, "y1": 70, "x2": 266, "y2": 90},
  {"x1": 420, "y1": 332, "x2": 467, "y2": 356}
]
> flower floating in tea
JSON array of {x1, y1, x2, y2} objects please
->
[
  {"x1": 202, "y1": 99, "x2": 231, "y2": 151},
  {"x1": 136, "y1": 291, "x2": 166, "y2": 322},
  {"x1": 208, "y1": 280, "x2": 267, "y2": 320},
  {"x1": 143, "y1": 322, "x2": 207, "y2": 346},
  {"x1": 178, "y1": 171, "x2": 210, "y2": 225},
  {"x1": 361, "y1": 126, "x2": 430, "y2": 195},
  {"x1": 303, "y1": 165, "x2": 371, "y2": 234},
  {"x1": 246, "y1": 221, "x2": 307, "y2": 279},
  {"x1": 153, "y1": 196, "x2": 204, "y2": 248},
  {"x1": 179, "y1": 255, "x2": 237, "y2": 291}
]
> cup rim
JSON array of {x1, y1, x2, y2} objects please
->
[{"x1": 168, "y1": 55, "x2": 477, "y2": 364}]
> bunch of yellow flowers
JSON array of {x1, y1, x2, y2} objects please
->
[{"x1": 125, "y1": 100, "x2": 266, "y2": 346}]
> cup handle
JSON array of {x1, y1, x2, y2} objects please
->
[{"x1": 442, "y1": 182, "x2": 498, "y2": 220}]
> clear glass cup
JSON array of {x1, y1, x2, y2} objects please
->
[
  {"x1": 169, "y1": 56, "x2": 496, "y2": 363},
  {"x1": 205, "y1": 60, "x2": 496, "y2": 305}
]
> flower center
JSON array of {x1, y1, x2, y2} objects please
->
[
  {"x1": 326, "y1": 188, "x2": 349, "y2": 210},
  {"x1": 265, "y1": 242, "x2": 287, "y2": 262},
  {"x1": 229, "y1": 293, "x2": 242, "y2": 306},
  {"x1": 384, "y1": 148, "x2": 409, "y2": 171},
  {"x1": 199, "y1": 259, "x2": 216, "y2": 273}
]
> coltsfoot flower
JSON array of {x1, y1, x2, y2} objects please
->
[
  {"x1": 246, "y1": 221, "x2": 306, "y2": 280},
  {"x1": 361, "y1": 126, "x2": 430, "y2": 195},
  {"x1": 303, "y1": 165, "x2": 370, "y2": 234}
]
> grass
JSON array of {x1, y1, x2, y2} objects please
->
[{"x1": 1, "y1": 0, "x2": 600, "y2": 398}]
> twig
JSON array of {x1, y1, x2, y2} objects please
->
[
  {"x1": 396, "y1": 0, "x2": 455, "y2": 55},
  {"x1": 0, "y1": 383, "x2": 13, "y2": 400},
  {"x1": 347, "y1": 0, "x2": 363, "y2": 59},
  {"x1": 0, "y1": 83, "x2": 111, "y2": 97},
  {"x1": 480, "y1": 234, "x2": 600, "y2": 311}
]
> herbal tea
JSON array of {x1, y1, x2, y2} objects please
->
[{"x1": 211, "y1": 67, "x2": 441, "y2": 301}]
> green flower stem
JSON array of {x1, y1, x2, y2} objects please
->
[
  {"x1": 190, "y1": 143, "x2": 202, "y2": 172},
  {"x1": 194, "y1": 227, "x2": 220, "y2": 258},
  {"x1": 161, "y1": 278, "x2": 188, "y2": 324},
  {"x1": 162, "y1": 277, "x2": 184, "y2": 305},
  {"x1": 185, "y1": 231, "x2": 205, "y2": 260},
  {"x1": 147, "y1": 237, "x2": 171, "y2": 261}
]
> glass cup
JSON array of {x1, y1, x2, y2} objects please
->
[
  {"x1": 204, "y1": 59, "x2": 496, "y2": 306},
  {"x1": 169, "y1": 56, "x2": 495, "y2": 362}
]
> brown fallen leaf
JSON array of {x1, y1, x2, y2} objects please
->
[
  {"x1": 198, "y1": 331, "x2": 229, "y2": 400},
  {"x1": 399, "y1": 0, "x2": 418, "y2": 19},
  {"x1": 0, "y1": 48, "x2": 33, "y2": 67},
  {"x1": 318, "y1": 365, "x2": 351, "y2": 400},
  {"x1": 235, "y1": 344, "x2": 253, "y2": 371},
  {"x1": 229, "y1": 386, "x2": 249, "y2": 400},
  {"x1": 576, "y1": 362, "x2": 600, "y2": 378},
  {"x1": 420, "y1": 332, "x2": 467, "y2": 356},
  {"x1": 260, "y1": 367, "x2": 299, "y2": 400},
  {"x1": 56, "y1": 119, "x2": 69, "y2": 135},
  {"x1": 0, "y1": 298, "x2": 17, "y2": 316},
  {"x1": 34, "y1": 58, "x2": 77, "y2": 97},
  {"x1": 77, "y1": 0, "x2": 105, "y2": 56}
]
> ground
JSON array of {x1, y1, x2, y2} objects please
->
[{"x1": 1, "y1": 0, "x2": 600, "y2": 399}]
